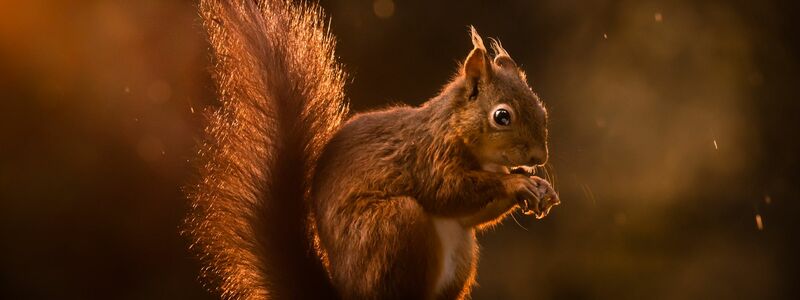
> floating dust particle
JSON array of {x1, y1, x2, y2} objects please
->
[
  {"x1": 603, "y1": 33, "x2": 608, "y2": 39},
  {"x1": 755, "y1": 214, "x2": 764, "y2": 230},
  {"x1": 713, "y1": 139, "x2": 718, "y2": 150},
  {"x1": 654, "y1": 12, "x2": 663, "y2": 22},
  {"x1": 190, "y1": 106, "x2": 195, "y2": 114},
  {"x1": 764, "y1": 195, "x2": 771, "y2": 205},
  {"x1": 614, "y1": 212, "x2": 627, "y2": 225},
  {"x1": 595, "y1": 117, "x2": 607, "y2": 128}
]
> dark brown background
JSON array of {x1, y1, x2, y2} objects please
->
[{"x1": 1, "y1": 0, "x2": 798, "y2": 299}]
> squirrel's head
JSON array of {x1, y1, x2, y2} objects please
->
[{"x1": 452, "y1": 27, "x2": 549, "y2": 170}]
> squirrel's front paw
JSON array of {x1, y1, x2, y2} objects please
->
[{"x1": 520, "y1": 176, "x2": 560, "y2": 219}]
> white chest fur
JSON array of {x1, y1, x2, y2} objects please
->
[{"x1": 432, "y1": 218, "x2": 474, "y2": 293}]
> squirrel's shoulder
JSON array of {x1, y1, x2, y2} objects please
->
[{"x1": 317, "y1": 104, "x2": 425, "y2": 167}]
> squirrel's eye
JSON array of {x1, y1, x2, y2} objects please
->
[{"x1": 493, "y1": 108, "x2": 512, "y2": 126}]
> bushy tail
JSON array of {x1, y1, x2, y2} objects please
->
[{"x1": 185, "y1": 0, "x2": 347, "y2": 298}]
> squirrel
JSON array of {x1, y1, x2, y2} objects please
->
[{"x1": 184, "y1": 0, "x2": 560, "y2": 299}]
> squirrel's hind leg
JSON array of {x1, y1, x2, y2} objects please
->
[{"x1": 324, "y1": 196, "x2": 440, "y2": 299}]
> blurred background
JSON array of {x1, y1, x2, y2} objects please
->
[{"x1": 1, "y1": 0, "x2": 798, "y2": 299}]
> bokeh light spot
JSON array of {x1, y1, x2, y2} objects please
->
[
  {"x1": 147, "y1": 80, "x2": 172, "y2": 103},
  {"x1": 373, "y1": 0, "x2": 395, "y2": 19}
]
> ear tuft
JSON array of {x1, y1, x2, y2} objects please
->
[
  {"x1": 489, "y1": 38, "x2": 517, "y2": 68},
  {"x1": 489, "y1": 38, "x2": 509, "y2": 57},
  {"x1": 469, "y1": 26, "x2": 486, "y2": 51}
]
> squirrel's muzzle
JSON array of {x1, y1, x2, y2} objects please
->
[{"x1": 527, "y1": 146, "x2": 548, "y2": 166}]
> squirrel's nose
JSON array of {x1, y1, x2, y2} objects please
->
[{"x1": 527, "y1": 147, "x2": 548, "y2": 166}]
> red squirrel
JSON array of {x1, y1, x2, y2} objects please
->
[{"x1": 185, "y1": 0, "x2": 560, "y2": 299}]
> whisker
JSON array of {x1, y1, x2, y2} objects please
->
[
  {"x1": 509, "y1": 211, "x2": 529, "y2": 231},
  {"x1": 581, "y1": 183, "x2": 596, "y2": 206},
  {"x1": 544, "y1": 162, "x2": 558, "y2": 193}
]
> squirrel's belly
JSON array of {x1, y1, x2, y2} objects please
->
[{"x1": 432, "y1": 218, "x2": 475, "y2": 294}]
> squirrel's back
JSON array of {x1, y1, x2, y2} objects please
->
[{"x1": 184, "y1": 0, "x2": 347, "y2": 299}]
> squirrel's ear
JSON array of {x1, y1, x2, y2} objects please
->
[{"x1": 463, "y1": 26, "x2": 492, "y2": 100}]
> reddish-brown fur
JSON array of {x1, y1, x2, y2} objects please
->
[{"x1": 185, "y1": 0, "x2": 558, "y2": 299}]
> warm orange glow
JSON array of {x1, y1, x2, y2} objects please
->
[{"x1": 1, "y1": 0, "x2": 793, "y2": 298}]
